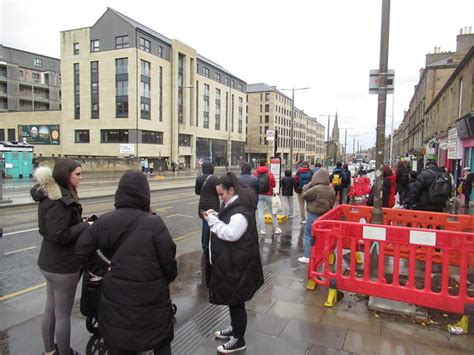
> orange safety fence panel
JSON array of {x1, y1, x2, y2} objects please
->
[
  {"x1": 309, "y1": 205, "x2": 474, "y2": 315},
  {"x1": 348, "y1": 177, "x2": 371, "y2": 197}
]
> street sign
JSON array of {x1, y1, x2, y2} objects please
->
[
  {"x1": 266, "y1": 129, "x2": 275, "y2": 141},
  {"x1": 120, "y1": 144, "x2": 135, "y2": 155},
  {"x1": 369, "y1": 69, "x2": 395, "y2": 94}
]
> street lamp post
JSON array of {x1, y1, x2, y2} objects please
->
[
  {"x1": 371, "y1": 0, "x2": 391, "y2": 225},
  {"x1": 281, "y1": 87, "x2": 310, "y2": 169}
]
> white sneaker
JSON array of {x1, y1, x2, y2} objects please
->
[
  {"x1": 260, "y1": 229, "x2": 266, "y2": 235},
  {"x1": 298, "y1": 256, "x2": 310, "y2": 264},
  {"x1": 274, "y1": 227, "x2": 282, "y2": 234}
]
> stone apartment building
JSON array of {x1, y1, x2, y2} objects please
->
[
  {"x1": 245, "y1": 83, "x2": 325, "y2": 166},
  {"x1": 1, "y1": 8, "x2": 247, "y2": 169},
  {"x1": 393, "y1": 28, "x2": 474, "y2": 175}
]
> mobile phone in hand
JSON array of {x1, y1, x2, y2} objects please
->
[{"x1": 88, "y1": 214, "x2": 98, "y2": 222}]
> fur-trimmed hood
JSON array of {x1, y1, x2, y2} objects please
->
[{"x1": 30, "y1": 166, "x2": 62, "y2": 201}]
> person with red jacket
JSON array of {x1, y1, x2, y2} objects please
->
[{"x1": 253, "y1": 160, "x2": 281, "y2": 235}]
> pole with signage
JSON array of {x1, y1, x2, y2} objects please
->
[{"x1": 370, "y1": 0, "x2": 391, "y2": 225}]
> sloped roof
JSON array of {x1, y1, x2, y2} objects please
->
[{"x1": 108, "y1": 7, "x2": 171, "y2": 45}]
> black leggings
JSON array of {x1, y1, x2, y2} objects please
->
[{"x1": 229, "y1": 303, "x2": 247, "y2": 339}]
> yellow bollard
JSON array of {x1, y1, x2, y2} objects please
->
[{"x1": 306, "y1": 279, "x2": 316, "y2": 291}]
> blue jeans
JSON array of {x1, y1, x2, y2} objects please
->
[
  {"x1": 201, "y1": 219, "x2": 210, "y2": 249},
  {"x1": 257, "y1": 195, "x2": 278, "y2": 230},
  {"x1": 304, "y1": 212, "x2": 320, "y2": 258}
]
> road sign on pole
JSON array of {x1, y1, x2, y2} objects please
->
[{"x1": 369, "y1": 69, "x2": 395, "y2": 94}]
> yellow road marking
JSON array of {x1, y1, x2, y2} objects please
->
[
  {"x1": 174, "y1": 230, "x2": 199, "y2": 241},
  {"x1": 0, "y1": 282, "x2": 46, "y2": 302}
]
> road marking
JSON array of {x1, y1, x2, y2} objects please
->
[
  {"x1": 166, "y1": 214, "x2": 194, "y2": 218},
  {"x1": 4, "y1": 228, "x2": 39, "y2": 236},
  {"x1": 175, "y1": 230, "x2": 199, "y2": 241},
  {"x1": 186, "y1": 201, "x2": 198, "y2": 205},
  {"x1": 4, "y1": 246, "x2": 37, "y2": 255},
  {"x1": 0, "y1": 230, "x2": 199, "y2": 301},
  {"x1": 0, "y1": 282, "x2": 46, "y2": 302}
]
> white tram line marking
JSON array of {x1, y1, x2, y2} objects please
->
[
  {"x1": 4, "y1": 228, "x2": 39, "y2": 236},
  {"x1": 4, "y1": 246, "x2": 37, "y2": 255}
]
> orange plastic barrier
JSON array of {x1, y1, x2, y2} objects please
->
[
  {"x1": 348, "y1": 177, "x2": 371, "y2": 198},
  {"x1": 309, "y1": 205, "x2": 474, "y2": 315}
]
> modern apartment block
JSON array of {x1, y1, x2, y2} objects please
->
[
  {"x1": 0, "y1": 45, "x2": 61, "y2": 114},
  {"x1": 60, "y1": 7, "x2": 246, "y2": 168},
  {"x1": 245, "y1": 83, "x2": 325, "y2": 166}
]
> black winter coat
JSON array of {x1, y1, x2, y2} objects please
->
[
  {"x1": 76, "y1": 171, "x2": 177, "y2": 351},
  {"x1": 405, "y1": 166, "x2": 449, "y2": 212},
  {"x1": 31, "y1": 168, "x2": 89, "y2": 274},
  {"x1": 195, "y1": 173, "x2": 220, "y2": 218},
  {"x1": 280, "y1": 176, "x2": 294, "y2": 196},
  {"x1": 208, "y1": 193, "x2": 264, "y2": 306}
]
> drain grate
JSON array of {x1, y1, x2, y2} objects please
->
[{"x1": 171, "y1": 266, "x2": 274, "y2": 354}]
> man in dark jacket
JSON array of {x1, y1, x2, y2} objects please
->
[
  {"x1": 405, "y1": 161, "x2": 451, "y2": 212},
  {"x1": 462, "y1": 167, "x2": 474, "y2": 208},
  {"x1": 76, "y1": 171, "x2": 177, "y2": 355},
  {"x1": 330, "y1": 162, "x2": 350, "y2": 205},
  {"x1": 238, "y1": 162, "x2": 258, "y2": 195},
  {"x1": 195, "y1": 161, "x2": 220, "y2": 249}
]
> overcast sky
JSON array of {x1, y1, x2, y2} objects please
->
[{"x1": 1, "y1": 0, "x2": 473, "y2": 153}]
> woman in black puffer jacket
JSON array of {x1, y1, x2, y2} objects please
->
[
  {"x1": 202, "y1": 172, "x2": 263, "y2": 354},
  {"x1": 31, "y1": 158, "x2": 89, "y2": 355},
  {"x1": 76, "y1": 170, "x2": 177, "y2": 355}
]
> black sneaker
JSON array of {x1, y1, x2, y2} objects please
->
[
  {"x1": 216, "y1": 337, "x2": 246, "y2": 353},
  {"x1": 214, "y1": 326, "x2": 233, "y2": 339}
]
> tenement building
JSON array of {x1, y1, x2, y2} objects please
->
[
  {"x1": 245, "y1": 83, "x2": 325, "y2": 166},
  {"x1": 1, "y1": 8, "x2": 247, "y2": 169}
]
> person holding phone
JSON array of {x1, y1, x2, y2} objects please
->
[{"x1": 202, "y1": 172, "x2": 263, "y2": 353}]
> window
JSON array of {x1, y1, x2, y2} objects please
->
[
  {"x1": 265, "y1": 93, "x2": 270, "y2": 101},
  {"x1": 265, "y1": 104, "x2": 270, "y2": 112},
  {"x1": 157, "y1": 45, "x2": 163, "y2": 58},
  {"x1": 139, "y1": 37, "x2": 151, "y2": 53},
  {"x1": 32, "y1": 73, "x2": 40, "y2": 80},
  {"x1": 8, "y1": 128, "x2": 15, "y2": 141},
  {"x1": 116, "y1": 80, "x2": 128, "y2": 96},
  {"x1": 115, "y1": 58, "x2": 128, "y2": 75},
  {"x1": 142, "y1": 130, "x2": 163, "y2": 144},
  {"x1": 179, "y1": 134, "x2": 191, "y2": 146},
  {"x1": 75, "y1": 130, "x2": 90, "y2": 143},
  {"x1": 18, "y1": 70, "x2": 24, "y2": 77},
  {"x1": 116, "y1": 99, "x2": 128, "y2": 117},
  {"x1": 90, "y1": 40, "x2": 99, "y2": 52},
  {"x1": 74, "y1": 63, "x2": 80, "y2": 119},
  {"x1": 140, "y1": 82, "x2": 150, "y2": 98},
  {"x1": 0, "y1": 129, "x2": 4, "y2": 141},
  {"x1": 115, "y1": 35, "x2": 129, "y2": 49},
  {"x1": 74, "y1": 42, "x2": 79, "y2": 55},
  {"x1": 100, "y1": 129, "x2": 129, "y2": 143},
  {"x1": 91, "y1": 82, "x2": 98, "y2": 94},
  {"x1": 140, "y1": 60, "x2": 150, "y2": 77},
  {"x1": 33, "y1": 58, "x2": 42, "y2": 67},
  {"x1": 238, "y1": 83, "x2": 243, "y2": 92},
  {"x1": 203, "y1": 67, "x2": 210, "y2": 78},
  {"x1": 215, "y1": 72, "x2": 221, "y2": 83},
  {"x1": 159, "y1": 66, "x2": 163, "y2": 122},
  {"x1": 141, "y1": 101, "x2": 150, "y2": 119}
]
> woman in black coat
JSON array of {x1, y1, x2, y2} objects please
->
[
  {"x1": 31, "y1": 158, "x2": 89, "y2": 355},
  {"x1": 76, "y1": 171, "x2": 177, "y2": 355},
  {"x1": 202, "y1": 172, "x2": 264, "y2": 353}
]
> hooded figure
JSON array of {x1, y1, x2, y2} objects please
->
[
  {"x1": 298, "y1": 168, "x2": 336, "y2": 264},
  {"x1": 76, "y1": 170, "x2": 177, "y2": 354},
  {"x1": 195, "y1": 161, "x2": 220, "y2": 249}
]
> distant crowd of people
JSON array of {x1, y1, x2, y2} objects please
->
[{"x1": 30, "y1": 156, "x2": 469, "y2": 355}]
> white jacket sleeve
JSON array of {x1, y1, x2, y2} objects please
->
[{"x1": 207, "y1": 213, "x2": 248, "y2": 242}]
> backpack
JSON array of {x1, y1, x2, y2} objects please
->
[
  {"x1": 297, "y1": 170, "x2": 312, "y2": 189},
  {"x1": 427, "y1": 170, "x2": 450, "y2": 205},
  {"x1": 332, "y1": 173, "x2": 342, "y2": 186},
  {"x1": 257, "y1": 172, "x2": 270, "y2": 193}
]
